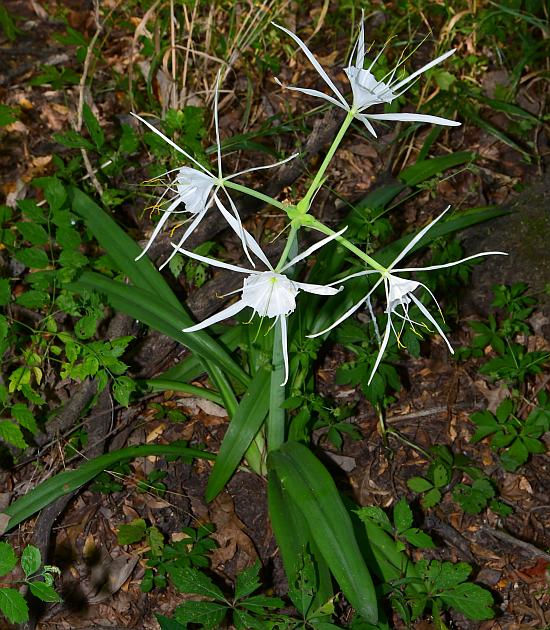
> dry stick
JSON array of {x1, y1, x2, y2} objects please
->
[
  {"x1": 169, "y1": 0, "x2": 177, "y2": 110},
  {"x1": 181, "y1": 0, "x2": 198, "y2": 105},
  {"x1": 75, "y1": 0, "x2": 105, "y2": 197},
  {"x1": 481, "y1": 526, "x2": 550, "y2": 562},
  {"x1": 128, "y1": 0, "x2": 162, "y2": 110}
]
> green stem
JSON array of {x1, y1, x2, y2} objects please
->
[
  {"x1": 275, "y1": 226, "x2": 298, "y2": 271},
  {"x1": 143, "y1": 379, "x2": 224, "y2": 406},
  {"x1": 301, "y1": 109, "x2": 356, "y2": 209},
  {"x1": 309, "y1": 218, "x2": 386, "y2": 272},
  {"x1": 223, "y1": 180, "x2": 288, "y2": 211},
  {"x1": 267, "y1": 319, "x2": 286, "y2": 452}
]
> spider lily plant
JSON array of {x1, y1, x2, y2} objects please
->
[
  {"x1": 309, "y1": 207, "x2": 507, "y2": 382},
  {"x1": 173, "y1": 229, "x2": 346, "y2": 385},
  {"x1": 274, "y1": 17, "x2": 461, "y2": 136},
  {"x1": 132, "y1": 76, "x2": 296, "y2": 267}
]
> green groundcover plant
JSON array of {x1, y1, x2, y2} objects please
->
[{"x1": 1, "y1": 14, "x2": 508, "y2": 626}]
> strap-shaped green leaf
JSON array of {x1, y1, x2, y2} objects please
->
[
  {"x1": 268, "y1": 442, "x2": 377, "y2": 624},
  {"x1": 71, "y1": 187, "x2": 181, "y2": 311},
  {"x1": 205, "y1": 367, "x2": 270, "y2": 501},
  {"x1": 1, "y1": 445, "x2": 214, "y2": 533},
  {"x1": 399, "y1": 151, "x2": 475, "y2": 186},
  {"x1": 268, "y1": 475, "x2": 333, "y2": 616},
  {"x1": 69, "y1": 272, "x2": 249, "y2": 387}
]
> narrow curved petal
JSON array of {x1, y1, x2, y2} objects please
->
[
  {"x1": 325, "y1": 268, "x2": 379, "y2": 287},
  {"x1": 389, "y1": 205, "x2": 451, "y2": 270},
  {"x1": 307, "y1": 275, "x2": 384, "y2": 338},
  {"x1": 280, "y1": 315, "x2": 289, "y2": 387},
  {"x1": 355, "y1": 114, "x2": 378, "y2": 138},
  {"x1": 356, "y1": 15, "x2": 365, "y2": 68},
  {"x1": 170, "y1": 244, "x2": 255, "y2": 275},
  {"x1": 183, "y1": 300, "x2": 247, "y2": 332},
  {"x1": 274, "y1": 78, "x2": 348, "y2": 110},
  {"x1": 228, "y1": 151, "x2": 299, "y2": 179},
  {"x1": 214, "y1": 71, "x2": 223, "y2": 179},
  {"x1": 392, "y1": 48, "x2": 456, "y2": 92},
  {"x1": 366, "y1": 112, "x2": 461, "y2": 126},
  {"x1": 158, "y1": 208, "x2": 208, "y2": 271},
  {"x1": 272, "y1": 22, "x2": 348, "y2": 108},
  {"x1": 410, "y1": 293, "x2": 454, "y2": 353},
  {"x1": 131, "y1": 113, "x2": 214, "y2": 176},
  {"x1": 367, "y1": 320, "x2": 393, "y2": 385},
  {"x1": 294, "y1": 281, "x2": 340, "y2": 295},
  {"x1": 216, "y1": 190, "x2": 255, "y2": 266},
  {"x1": 280, "y1": 227, "x2": 348, "y2": 272},
  {"x1": 135, "y1": 195, "x2": 183, "y2": 261},
  {"x1": 215, "y1": 193, "x2": 271, "y2": 269},
  {"x1": 367, "y1": 311, "x2": 393, "y2": 385},
  {"x1": 392, "y1": 251, "x2": 508, "y2": 273}
]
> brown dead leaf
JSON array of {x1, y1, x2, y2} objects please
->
[
  {"x1": 87, "y1": 554, "x2": 139, "y2": 604},
  {"x1": 500, "y1": 473, "x2": 534, "y2": 504},
  {"x1": 474, "y1": 380, "x2": 510, "y2": 413},
  {"x1": 146, "y1": 423, "x2": 167, "y2": 442},
  {"x1": 6, "y1": 120, "x2": 28, "y2": 135},
  {"x1": 17, "y1": 96, "x2": 33, "y2": 110},
  {"x1": 40, "y1": 102, "x2": 71, "y2": 131},
  {"x1": 208, "y1": 493, "x2": 257, "y2": 574},
  {"x1": 179, "y1": 397, "x2": 227, "y2": 418}
]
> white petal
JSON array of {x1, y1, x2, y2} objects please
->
[
  {"x1": 183, "y1": 300, "x2": 247, "y2": 332},
  {"x1": 366, "y1": 112, "x2": 461, "y2": 126},
  {"x1": 307, "y1": 275, "x2": 384, "y2": 338},
  {"x1": 272, "y1": 23, "x2": 348, "y2": 108},
  {"x1": 274, "y1": 78, "x2": 348, "y2": 110},
  {"x1": 159, "y1": 208, "x2": 208, "y2": 270},
  {"x1": 135, "y1": 195, "x2": 182, "y2": 261},
  {"x1": 392, "y1": 251, "x2": 508, "y2": 273},
  {"x1": 228, "y1": 151, "x2": 299, "y2": 179},
  {"x1": 392, "y1": 48, "x2": 456, "y2": 92},
  {"x1": 388, "y1": 205, "x2": 451, "y2": 270},
  {"x1": 280, "y1": 227, "x2": 348, "y2": 272},
  {"x1": 294, "y1": 281, "x2": 340, "y2": 295},
  {"x1": 410, "y1": 293, "x2": 454, "y2": 353},
  {"x1": 170, "y1": 244, "x2": 255, "y2": 274},
  {"x1": 367, "y1": 310, "x2": 393, "y2": 385},
  {"x1": 214, "y1": 71, "x2": 223, "y2": 178},
  {"x1": 325, "y1": 268, "x2": 379, "y2": 287},
  {"x1": 356, "y1": 15, "x2": 365, "y2": 69},
  {"x1": 280, "y1": 315, "x2": 289, "y2": 387},
  {"x1": 355, "y1": 114, "x2": 378, "y2": 138},
  {"x1": 131, "y1": 113, "x2": 214, "y2": 176},
  {"x1": 215, "y1": 192, "x2": 271, "y2": 269},
  {"x1": 175, "y1": 167, "x2": 216, "y2": 214},
  {"x1": 387, "y1": 275, "x2": 421, "y2": 312},
  {"x1": 215, "y1": 191, "x2": 255, "y2": 267}
]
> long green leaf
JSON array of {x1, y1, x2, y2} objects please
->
[
  {"x1": 268, "y1": 442, "x2": 377, "y2": 623},
  {"x1": 69, "y1": 272, "x2": 249, "y2": 386},
  {"x1": 377, "y1": 205, "x2": 509, "y2": 266},
  {"x1": 71, "y1": 187, "x2": 181, "y2": 311},
  {"x1": 268, "y1": 475, "x2": 333, "y2": 615},
  {"x1": 1, "y1": 445, "x2": 214, "y2": 532},
  {"x1": 399, "y1": 151, "x2": 475, "y2": 187},
  {"x1": 461, "y1": 106, "x2": 531, "y2": 158},
  {"x1": 157, "y1": 326, "x2": 243, "y2": 384},
  {"x1": 205, "y1": 367, "x2": 270, "y2": 501},
  {"x1": 71, "y1": 187, "x2": 248, "y2": 395},
  {"x1": 143, "y1": 379, "x2": 223, "y2": 406}
]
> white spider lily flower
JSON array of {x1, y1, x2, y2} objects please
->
[
  {"x1": 274, "y1": 19, "x2": 460, "y2": 137},
  {"x1": 132, "y1": 78, "x2": 296, "y2": 265},
  {"x1": 176, "y1": 229, "x2": 347, "y2": 386},
  {"x1": 309, "y1": 207, "x2": 508, "y2": 383}
]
